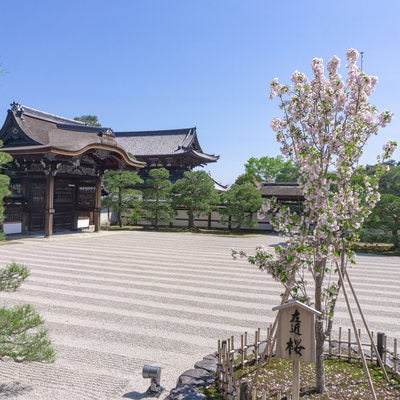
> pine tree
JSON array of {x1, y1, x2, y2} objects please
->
[
  {"x1": 0, "y1": 263, "x2": 55, "y2": 362},
  {"x1": 173, "y1": 171, "x2": 219, "y2": 228},
  {"x1": 142, "y1": 168, "x2": 175, "y2": 229},
  {"x1": 103, "y1": 170, "x2": 143, "y2": 227}
]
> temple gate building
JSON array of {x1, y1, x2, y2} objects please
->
[
  {"x1": 0, "y1": 103, "x2": 145, "y2": 236},
  {"x1": 0, "y1": 103, "x2": 219, "y2": 235}
]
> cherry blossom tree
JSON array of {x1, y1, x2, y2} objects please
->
[{"x1": 238, "y1": 49, "x2": 396, "y2": 393}]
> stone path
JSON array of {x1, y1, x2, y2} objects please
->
[{"x1": 0, "y1": 231, "x2": 398, "y2": 399}]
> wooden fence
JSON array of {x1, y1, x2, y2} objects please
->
[{"x1": 216, "y1": 326, "x2": 399, "y2": 400}]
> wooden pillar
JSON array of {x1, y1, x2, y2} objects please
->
[
  {"x1": 93, "y1": 176, "x2": 102, "y2": 232},
  {"x1": 44, "y1": 167, "x2": 55, "y2": 237}
]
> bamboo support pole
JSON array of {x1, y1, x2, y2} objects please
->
[
  {"x1": 344, "y1": 270, "x2": 390, "y2": 383},
  {"x1": 348, "y1": 328, "x2": 351, "y2": 361},
  {"x1": 337, "y1": 264, "x2": 377, "y2": 399}
]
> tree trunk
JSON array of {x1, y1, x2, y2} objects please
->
[
  {"x1": 118, "y1": 190, "x2": 122, "y2": 227},
  {"x1": 188, "y1": 211, "x2": 194, "y2": 229},
  {"x1": 315, "y1": 271, "x2": 326, "y2": 393},
  {"x1": 392, "y1": 226, "x2": 399, "y2": 248}
]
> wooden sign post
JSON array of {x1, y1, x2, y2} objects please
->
[{"x1": 273, "y1": 300, "x2": 321, "y2": 400}]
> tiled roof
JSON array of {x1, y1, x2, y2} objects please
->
[
  {"x1": 115, "y1": 128, "x2": 218, "y2": 163},
  {"x1": 0, "y1": 103, "x2": 144, "y2": 168},
  {"x1": 260, "y1": 183, "x2": 304, "y2": 198}
]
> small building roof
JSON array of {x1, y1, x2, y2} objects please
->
[
  {"x1": 260, "y1": 183, "x2": 304, "y2": 199},
  {"x1": 115, "y1": 128, "x2": 219, "y2": 166},
  {"x1": 0, "y1": 103, "x2": 144, "y2": 169}
]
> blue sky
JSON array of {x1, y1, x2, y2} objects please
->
[{"x1": 0, "y1": 0, "x2": 399, "y2": 185}]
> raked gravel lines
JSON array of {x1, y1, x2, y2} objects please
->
[{"x1": 0, "y1": 230, "x2": 399, "y2": 400}]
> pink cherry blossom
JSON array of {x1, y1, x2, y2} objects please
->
[{"x1": 242, "y1": 48, "x2": 395, "y2": 393}]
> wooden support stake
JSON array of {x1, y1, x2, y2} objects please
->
[
  {"x1": 240, "y1": 381, "x2": 249, "y2": 400},
  {"x1": 383, "y1": 334, "x2": 387, "y2": 365},
  {"x1": 244, "y1": 331, "x2": 248, "y2": 362},
  {"x1": 371, "y1": 332, "x2": 374, "y2": 362},
  {"x1": 241, "y1": 334, "x2": 245, "y2": 369},
  {"x1": 394, "y1": 339, "x2": 398, "y2": 374},
  {"x1": 348, "y1": 328, "x2": 351, "y2": 361},
  {"x1": 292, "y1": 360, "x2": 300, "y2": 400},
  {"x1": 254, "y1": 329, "x2": 259, "y2": 362}
]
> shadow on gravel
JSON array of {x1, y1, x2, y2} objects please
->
[
  {"x1": 0, "y1": 382, "x2": 32, "y2": 398},
  {"x1": 123, "y1": 390, "x2": 157, "y2": 399}
]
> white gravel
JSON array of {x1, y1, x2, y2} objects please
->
[{"x1": 0, "y1": 230, "x2": 398, "y2": 399}]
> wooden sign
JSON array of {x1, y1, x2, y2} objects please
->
[
  {"x1": 273, "y1": 300, "x2": 321, "y2": 363},
  {"x1": 273, "y1": 300, "x2": 321, "y2": 400}
]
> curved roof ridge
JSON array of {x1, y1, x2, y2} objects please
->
[
  {"x1": 12, "y1": 103, "x2": 85, "y2": 126},
  {"x1": 115, "y1": 127, "x2": 195, "y2": 137}
]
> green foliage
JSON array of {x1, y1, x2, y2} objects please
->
[
  {"x1": 379, "y1": 165, "x2": 400, "y2": 196},
  {"x1": 0, "y1": 262, "x2": 29, "y2": 291},
  {"x1": 364, "y1": 193, "x2": 400, "y2": 248},
  {"x1": 0, "y1": 263, "x2": 55, "y2": 363},
  {"x1": 103, "y1": 170, "x2": 143, "y2": 227},
  {"x1": 221, "y1": 183, "x2": 263, "y2": 229},
  {"x1": 234, "y1": 173, "x2": 257, "y2": 186},
  {"x1": 0, "y1": 305, "x2": 55, "y2": 362},
  {"x1": 142, "y1": 168, "x2": 175, "y2": 229},
  {"x1": 0, "y1": 140, "x2": 12, "y2": 236},
  {"x1": 73, "y1": 115, "x2": 101, "y2": 127},
  {"x1": 172, "y1": 171, "x2": 219, "y2": 228},
  {"x1": 244, "y1": 156, "x2": 299, "y2": 183}
]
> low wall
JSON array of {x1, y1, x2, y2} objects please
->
[{"x1": 101, "y1": 207, "x2": 274, "y2": 231}]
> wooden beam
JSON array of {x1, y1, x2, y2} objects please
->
[
  {"x1": 93, "y1": 176, "x2": 102, "y2": 232},
  {"x1": 44, "y1": 166, "x2": 55, "y2": 237}
]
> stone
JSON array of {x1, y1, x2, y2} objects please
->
[
  {"x1": 194, "y1": 358, "x2": 217, "y2": 373},
  {"x1": 177, "y1": 368, "x2": 215, "y2": 388},
  {"x1": 202, "y1": 353, "x2": 218, "y2": 361},
  {"x1": 166, "y1": 384, "x2": 206, "y2": 400}
]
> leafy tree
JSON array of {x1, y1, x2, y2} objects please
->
[
  {"x1": 244, "y1": 155, "x2": 299, "y2": 183},
  {"x1": 379, "y1": 165, "x2": 400, "y2": 196},
  {"x1": 0, "y1": 262, "x2": 55, "y2": 362},
  {"x1": 234, "y1": 173, "x2": 258, "y2": 186},
  {"x1": 74, "y1": 115, "x2": 101, "y2": 127},
  {"x1": 240, "y1": 49, "x2": 396, "y2": 393},
  {"x1": 221, "y1": 183, "x2": 263, "y2": 229},
  {"x1": 0, "y1": 141, "x2": 12, "y2": 238},
  {"x1": 172, "y1": 171, "x2": 219, "y2": 228},
  {"x1": 102, "y1": 170, "x2": 143, "y2": 227},
  {"x1": 142, "y1": 168, "x2": 175, "y2": 229},
  {"x1": 365, "y1": 194, "x2": 400, "y2": 248}
]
